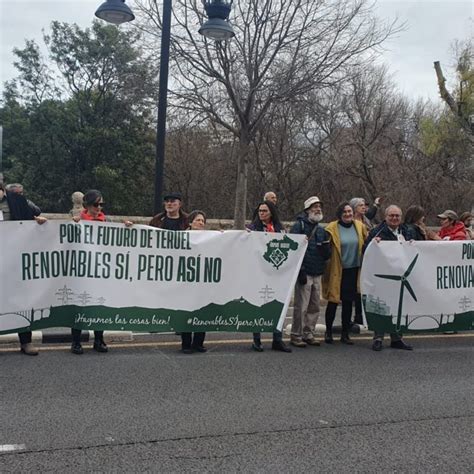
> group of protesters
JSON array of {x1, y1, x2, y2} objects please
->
[
  {"x1": 250, "y1": 192, "x2": 471, "y2": 353},
  {"x1": 0, "y1": 181, "x2": 472, "y2": 356}
]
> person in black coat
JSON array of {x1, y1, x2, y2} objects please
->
[
  {"x1": 363, "y1": 205, "x2": 415, "y2": 352},
  {"x1": 404, "y1": 205, "x2": 428, "y2": 241},
  {"x1": 0, "y1": 182, "x2": 47, "y2": 355}
]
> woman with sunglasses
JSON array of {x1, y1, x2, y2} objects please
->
[
  {"x1": 71, "y1": 189, "x2": 132, "y2": 354},
  {"x1": 246, "y1": 201, "x2": 291, "y2": 353}
]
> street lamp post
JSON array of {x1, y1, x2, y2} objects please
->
[{"x1": 95, "y1": 0, "x2": 234, "y2": 213}]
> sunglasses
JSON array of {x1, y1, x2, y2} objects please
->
[{"x1": 92, "y1": 202, "x2": 105, "y2": 208}]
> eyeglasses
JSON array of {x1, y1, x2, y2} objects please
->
[{"x1": 92, "y1": 202, "x2": 105, "y2": 208}]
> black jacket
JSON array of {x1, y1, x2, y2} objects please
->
[
  {"x1": 363, "y1": 221, "x2": 416, "y2": 253},
  {"x1": 405, "y1": 224, "x2": 426, "y2": 241},
  {"x1": 290, "y1": 213, "x2": 330, "y2": 276},
  {"x1": 6, "y1": 192, "x2": 35, "y2": 221},
  {"x1": 247, "y1": 220, "x2": 284, "y2": 233}
]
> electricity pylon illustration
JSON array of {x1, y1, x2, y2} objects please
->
[{"x1": 374, "y1": 254, "x2": 419, "y2": 331}]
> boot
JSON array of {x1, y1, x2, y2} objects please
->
[
  {"x1": 340, "y1": 332, "x2": 354, "y2": 345},
  {"x1": 324, "y1": 330, "x2": 334, "y2": 344},
  {"x1": 271, "y1": 340, "x2": 292, "y2": 352},
  {"x1": 71, "y1": 342, "x2": 83, "y2": 355},
  {"x1": 93, "y1": 338, "x2": 108, "y2": 353}
]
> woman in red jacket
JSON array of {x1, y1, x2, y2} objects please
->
[
  {"x1": 436, "y1": 210, "x2": 467, "y2": 241},
  {"x1": 71, "y1": 189, "x2": 132, "y2": 354}
]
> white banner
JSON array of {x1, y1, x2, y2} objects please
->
[
  {"x1": 0, "y1": 221, "x2": 306, "y2": 334},
  {"x1": 361, "y1": 241, "x2": 474, "y2": 333}
]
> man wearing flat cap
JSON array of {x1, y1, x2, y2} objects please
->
[
  {"x1": 289, "y1": 196, "x2": 331, "y2": 347},
  {"x1": 436, "y1": 210, "x2": 466, "y2": 241},
  {"x1": 149, "y1": 192, "x2": 189, "y2": 230}
]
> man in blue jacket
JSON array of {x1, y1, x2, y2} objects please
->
[{"x1": 290, "y1": 196, "x2": 331, "y2": 347}]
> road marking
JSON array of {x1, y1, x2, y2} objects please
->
[
  {"x1": 0, "y1": 444, "x2": 26, "y2": 452},
  {"x1": 0, "y1": 333, "x2": 472, "y2": 353}
]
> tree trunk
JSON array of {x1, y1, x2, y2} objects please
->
[{"x1": 233, "y1": 131, "x2": 251, "y2": 229}]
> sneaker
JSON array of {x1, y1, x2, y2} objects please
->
[
  {"x1": 71, "y1": 343, "x2": 84, "y2": 355},
  {"x1": 372, "y1": 340, "x2": 383, "y2": 351},
  {"x1": 93, "y1": 340, "x2": 108, "y2": 353},
  {"x1": 20, "y1": 343, "x2": 39, "y2": 356},
  {"x1": 290, "y1": 338, "x2": 307, "y2": 348},
  {"x1": 302, "y1": 338, "x2": 320, "y2": 346}
]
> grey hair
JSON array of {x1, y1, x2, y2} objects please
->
[
  {"x1": 385, "y1": 204, "x2": 402, "y2": 216},
  {"x1": 5, "y1": 183, "x2": 23, "y2": 192},
  {"x1": 349, "y1": 197, "x2": 365, "y2": 211}
]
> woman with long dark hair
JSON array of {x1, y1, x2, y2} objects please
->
[
  {"x1": 247, "y1": 201, "x2": 291, "y2": 353},
  {"x1": 180, "y1": 210, "x2": 208, "y2": 354},
  {"x1": 403, "y1": 204, "x2": 441, "y2": 241}
]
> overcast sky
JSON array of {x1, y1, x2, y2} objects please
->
[{"x1": 0, "y1": 0, "x2": 472, "y2": 102}]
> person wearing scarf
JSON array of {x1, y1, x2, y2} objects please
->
[
  {"x1": 247, "y1": 201, "x2": 291, "y2": 353},
  {"x1": 322, "y1": 202, "x2": 367, "y2": 345},
  {"x1": 71, "y1": 190, "x2": 132, "y2": 355}
]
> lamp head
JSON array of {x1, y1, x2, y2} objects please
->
[
  {"x1": 95, "y1": 0, "x2": 135, "y2": 25},
  {"x1": 199, "y1": 0, "x2": 235, "y2": 40}
]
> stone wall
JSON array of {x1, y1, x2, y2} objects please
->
[{"x1": 42, "y1": 213, "x2": 440, "y2": 232}]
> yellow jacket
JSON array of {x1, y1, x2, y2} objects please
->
[{"x1": 322, "y1": 220, "x2": 368, "y2": 303}]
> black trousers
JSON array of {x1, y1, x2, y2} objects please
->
[
  {"x1": 71, "y1": 329, "x2": 104, "y2": 343},
  {"x1": 181, "y1": 332, "x2": 206, "y2": 349},
  {"x1": 325, "y1": 301, "x2": 352, "y2": 334},
  {"x1": 253, "y1": 330, "x2": 282, "y2": 343},
  {"x1": 18, "y1": 331, "x2": 32, "y2": 344},
  {"x1": 353, "y1": 293, "x2": 363, "y2": 325}
]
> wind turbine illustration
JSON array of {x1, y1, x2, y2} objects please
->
[{"x1": 374, "y1": 254, "x2": 419, "y2": 331}]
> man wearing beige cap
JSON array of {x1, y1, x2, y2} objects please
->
[
  {"x1": 289, "y1": 196, "x2": 331, "y2": 347},
  {"x1": 436, "y1": 210, "x2": 467, "y2": 241}
]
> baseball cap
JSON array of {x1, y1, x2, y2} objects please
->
[{"x1": 437, "y1": 210, "x2": 458, "y2": 221}]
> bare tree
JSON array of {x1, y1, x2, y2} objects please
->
[
  {"x1": 329, "y1": 65, "x2": 409, "y2": 199},
  {"x1": 134, "y1": 0, "x2": 400, "y2": 228}
]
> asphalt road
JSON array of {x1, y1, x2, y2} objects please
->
[{"x1": 0, "y1": 335, "x2": 473, "y2": 472}]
